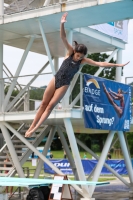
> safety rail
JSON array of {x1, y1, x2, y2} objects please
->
[
  {"x1": 2, "y1": 0, "x2": 117, "y2": 15},
  {"x1": 1, "y1": 72, "x2": 133, "y2": 116}
]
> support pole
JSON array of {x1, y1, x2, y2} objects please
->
[
  {"x1": 0, "y1": 123, "x2": 25, "y2": 178},
  {"x1": 34, "y1": 126, "x2": 56, "y2": 178},
  {"x1": 115, "y1": 49, "x2": 122, "y2": 82},
  {"x1": 24, "y1": 89, "x2": 29, "y2": 111},
  {"x1": 94, "y1": 49, "x2": 118, "y2": 77},
  {"x1": 76, "y1": 137, "x2": 129, "y2": 186},
  {"x1": 4, "y1": 122, "x2": 85, "y2": 198},
  {"x1": 6, "y1": 60, "x2": 50, "y2": 112},
  {"x1": 0, "y1": 0, "x2": 4, "y2": 16},
  {"x1": 64, "y1": 119, "x2": 90, "y2": 198},
  {"x1": 80, "y1": 73, "x2": 83, "y2": 108},
  {"x1": 88, "y1": 131, "x2": 115, "y2": 197},
  {"x1": 39, "y1": 20, "x2": 55, "y2": 75},
  {"x1": 0, "y1": 41, "x2": 4, "y2": 112},
  {"x1": 117, "y1": 131, "x2": 133, "y2": 183},
  {"x1": 58, "y1": 126, "x2": 79, "y2": 180},
  {"x1": 3, "y1": 36, "x2": 35, "y2": 110}
]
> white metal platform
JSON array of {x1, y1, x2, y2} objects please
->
[
  {"x1": 0, "y1": 1, "x2": 133, "y2": 200},
  {"x1": 0, "y1": 109, "x2": 133, "y2": 133}
]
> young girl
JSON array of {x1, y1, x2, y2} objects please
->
[{"x1": 25, "y1": 12, "x2": 129, "y2": 137}]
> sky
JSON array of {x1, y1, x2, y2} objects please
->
[{"x1": 3, "y1": 19, "x2": 133, "y2": 88}]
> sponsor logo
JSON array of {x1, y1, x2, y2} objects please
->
[
  {"x1": 85, "y1": 78, "x2": 100, "y2": 96},
  {"x1": 54, "y1": 162, "x2": 70, "y2": 167}
]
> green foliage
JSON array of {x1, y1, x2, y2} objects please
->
[
  {"x1": 91, "y1": 144, "x2": 100, "y2": 152},
  {"x1": 127, "y1": 132, "x2": 133, "y2": 155},
  {"x1": 30, "y1": 87, "x2": 46, "y2": 100}
]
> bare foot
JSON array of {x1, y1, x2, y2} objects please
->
[
  {"x1": 25, "y1": 129, "x2": 34, "y2": 138},
  {"x1": 25, "y1": 125, "x2": 38, "y2": 137}
]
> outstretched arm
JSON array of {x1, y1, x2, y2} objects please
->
[
  {"x1": 109, "y1": 89, "x2": 118, "y2": 96},
  {"x1": 109, "y1": 92, "x2": 119, "y2": 100},
  {"x1": 81, "y1": 57, "x2": 130, "y2": 68},
  {"x1": 60, "y1": 12, "x2": 73, "y2": 57}
]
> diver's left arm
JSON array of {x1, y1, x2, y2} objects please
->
[{"x1": 81, "y1": 57, "x2": 130, "y2": 68}]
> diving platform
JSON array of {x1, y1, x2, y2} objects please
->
[
  {"x1": 0, "y1": 109, "x2": 133, "y2": 133},
  {"x1": 0, "y1": 1, "x2": 133, "y2": 200},
  {"x1": 0, "y1": 0, "x2": 132, "y2": 56}
]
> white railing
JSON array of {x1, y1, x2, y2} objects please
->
[{"x1": 3, "y1": 0, "x2": 115, "y2": 15}]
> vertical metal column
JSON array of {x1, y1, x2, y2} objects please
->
[
  {"x1": 34, "y1": 126, "x2": 56, "y2": 178},
  {"x1": 0, "y1": 41, "x2": 4, "y2": 112},
  {"x1": 115, "y1": 49, "x2": 122, "y2": 82},
  {"x1": 39, "y1": 20, "x2": 55, "y2": 75},
  {"x1": 118, "y1": 131, "x2": 133, "y2": 183},
  {"x1": 58, "y1": 127, "x2": 79, "y2": 180},
  {"x1": 0, "y1": 0, "x2": 4, "y2": 16},
  {"x1": 24, "y1": 89, "x2": 29, "y2": 111},
  {"x1": 62, "y1": 30, "x2": 73, "y2": 108},
  {"x1": 88, "y1": 131, "x2": 115, "y2": 197},
  {"x1": 64, "y1": 119, "x2": 90, "y2": 198},
  {"x1": 0, "y1": 0, "x2": 4, "y2": 112},
  {"x1": 0, "y1": 123, "x2": 25, "y2": 177},
  {"x1": 80, "y1": 73, "x2": 83, "y2": 108},
  {"x1": 3, "y1": 36, "x2": 35, "y2": 110}
]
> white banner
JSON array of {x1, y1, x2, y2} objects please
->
[{"x1": 90, "y1": 20, "x2": 128, "y2": 42}]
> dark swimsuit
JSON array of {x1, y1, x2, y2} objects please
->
[{"x1": 54, "y1": 54, "x2": 82, "y2": 89}]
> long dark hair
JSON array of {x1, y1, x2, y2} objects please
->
[{"x1": 73, "y1": 41, "x2": 88, "y2": 55}]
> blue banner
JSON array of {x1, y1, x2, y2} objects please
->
[
  {"x1": 83, "y1": 74, "x2": 132, "y2": 131},
  {"x1": 44, "y1": 159, "x2": 128, "y2": 175}
]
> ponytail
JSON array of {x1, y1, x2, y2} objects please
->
[{"x1": 73, "y1": 41, "x2": 87, "y2": 55}]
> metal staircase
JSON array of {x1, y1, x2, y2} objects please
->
[{"x1": 0, "y1": 123, "x2": 49, "y2": 177}]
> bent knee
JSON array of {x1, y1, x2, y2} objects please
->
[
  {"x1": 40, "y1": 101, "x2": 48, "y2": 109},
  {"x1": 46, "y1": 103, "x2": 55, "y2": 112}
]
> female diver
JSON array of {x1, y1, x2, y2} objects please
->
[{"x1": 25, "y1": 12, "x2": 129, "y2": 137}]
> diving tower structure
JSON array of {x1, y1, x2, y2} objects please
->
[{"x1": 0, "y1": 1, "x2": 133, "y2": 199}]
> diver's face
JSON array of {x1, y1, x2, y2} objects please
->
[{"x1": 73, "y1": 52, "x2": 85, "y2": 61}]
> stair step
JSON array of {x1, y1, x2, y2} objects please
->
[
  {"x1": 0, "y1": 173, "x2": 8, "y2": 177},
  {"x1": 14, "y1": 145, "x2": 28, "y2": 148},
  {"x1": 3, "y1": 150, "x2": 25, "y2": 153},
  {"x1": 0, "y1": 156, "x2": 21, "y2": 159},
  {"x1": 0, "y1": 167, "x2": 13, "y2": 170},
  {"x1": 0, "y1": 161, "x2": 12, "y2": 164}
]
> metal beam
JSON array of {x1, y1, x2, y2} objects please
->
[
  {"x1": 74, "y1": 27, "x2": 125, "y2": 49},
  {"x1": 115, "y1": 49, "x2": 122, "y2": 82},
  {"x1": 4, "y1": 122, "x2": 64, "y2": 175},
  {"x1": 0, "y1": 0, "x2": 4, "y2": 16},
  {"x1": 88, "y1": 131, "x2": 115, "y2": 197},
  {"x1": 58, "y1": 126, "x2": 79, "y2": 179},
  {"x1": 3, "y1": 36, "x2": 35, "y2": 111},
  {"x1": 76, "y1": 137, "x2": 129, "y2": 186},
  {"x1": 6, "y1": 60, "x2": 50, "y2": 112},
  {"x1": 64, "y1": 118, "x2": 90, "y2": 198},
  {"x1": 0, "y1": 123, "x2": 25, "y2": 178},
  {"x1": 94, "y1": 48, "x2": 118, "y2": 77},
  {"x1": 118, "y1": 131, "x2": 133, "y2": 183},
  {"x1": 38, "y1": 20, "x2": 55, "y2": 75},
  {"x1": 34, "y1": 126, "x2": 56, "y2": 178},
  {"x1": 0, "y1": 41, "x2": 4, "y2": 112},
  {"x1": 69, "y1": 94, "x2": 80, "y2": 108}
]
